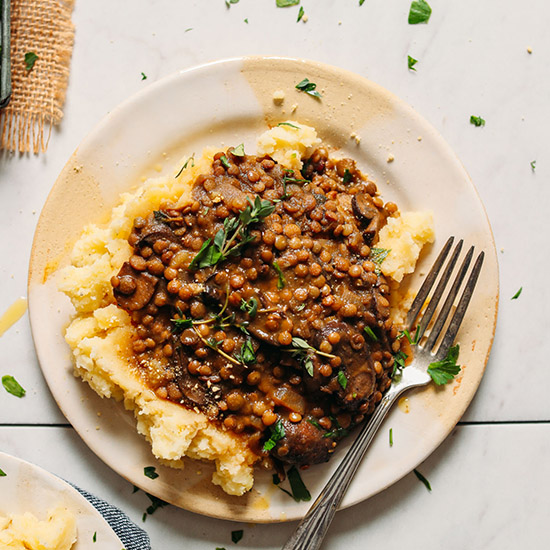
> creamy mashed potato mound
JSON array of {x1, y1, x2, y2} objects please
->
[
  {"x1": 59, "y1": 124, "x2": 434, "y2": 496},
  {"x1": 0, "y1": 506, "x2": 76, "y2": 550}
]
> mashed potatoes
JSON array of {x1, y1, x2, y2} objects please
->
[
  {"x1": 0, "y1": 507, "x2": 76, "y2": 550},
  {"x1": 59, "y1": 122, "x2": 434, "y2": 496}
]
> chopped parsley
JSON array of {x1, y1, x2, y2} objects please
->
[
  {"x1": 277, "y1": 122, "x2": 300, "y2": 129},
  {"x1": 343, "y1": 168, "x2": 353, "y2": 184},
  {"x1": 24, "y1": 52, "x2": 38, "y2": 71},
  {"x1": 408, "y1": 0, "x2": 432, "y2": 24},
  {"x1": 273, "y1": 466, "x2": 311, "y2": 502},
  {"x1": 144, "y1": 492, "x2": 169, "y2": 516},
  {"x1": 399, "y1": 327, "x2": 420, "y2": 345},
  {"x1": 93, "y1": 532, "x2": 97, "y2": 543},
  {"x1": 0, "y1": 468, "x2": 6, "y2": 476},
  {"x1": 511, "y1": 287, "x2": 523, "y2": 300},
  {"x1": 408, "y1": 55, "x2": 418, "y2": 71},
  {"x1": 2, "y1": 375, "x2": 26, "y2": 398},
  {"x1": 141, "y1": 72, "x2": 147, "y2": 80},
  {"x1": 337, "y1": 370, "x2": 348, "y2": 389},
  {"x1": 263, "y1": 419, "x2": 285, "y2": 451},
  {"x1": 295, "y1": 78, "x2": 322, "y2": 99},
  {"x1": 323, "y1": 416, "x2": 349, "y2": 439},
  {"x1": 189, "y1": 196, "x2": 274, "y2": 269},
  {"x1": 185, "y1": 27, "x2": 193, "y2": 32},
  {"x1": 360, "y1": 0, "x2": 366, "y2": 5},
  {"x1": 175, "y1": 155, "x2": 195, "y2": 178},
  {"x1": 470, "y1": 115, "x2": 486, "y2": 127},
  {"x1": 370, "y1": 247, "x2": 390, "y2": 274},
  {"x1": 230, "y1": 143, "x2": 245, "y2": 156},
  {"x1": 364, "y1": 326, "x2": 379, "y2": 342},
  {"x1": 297, "y1": 6, "x2": 305, "y2": 21},
  {"x1": 389, "y1": 428, "x2": 393, "y2": 447},
  {"x1": 240, "y1": 296, "x2": 258, "y2": 318},
  {"x1": 220, "y1": 155, "x2": 231, "y2": 169},
  {"x1": 235, "y1": 338, "x2": 256, "y2": 366},
  {"x1": 391, "y1": 350, "x2": 407, "y2": 377},
  {"x1": 427, "y1": 344, "x2": 460, "y2": 385},
  {"x1": 530, "y1": 160, "x2": 536, "y2": 172},
  {"x1": 276, "y1": 0, "x2": 300, "y2": 6},
  {"x1": 272, "y1": 261, "x2": 286, "y2": 289},
  {"x1": 144, "y1": 466, "x2": 159, "y2": 479},
  {"x1": 225, "y1": 0, "x2": 239, "y2": 6},
  {"x1": 413, "y1": 468, "x2": 432, "y2": 491},
  {"x1": 231, "y1": 530, "x2": 244, "y2": 544}
]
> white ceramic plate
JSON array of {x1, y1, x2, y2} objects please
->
[
  {"x1": 28, "y1": 57, "x2": 498, "y2": 523},
  {"x1": 0, "y1": 452, "x2": 123, "y2": 548}
]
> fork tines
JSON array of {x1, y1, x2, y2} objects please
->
[{"x1": 406, "y1": 236, "x2": 484, "y2": 361}]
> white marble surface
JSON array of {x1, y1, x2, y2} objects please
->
[{"x1": 0, "y1": 0, "x2": 549, "y2": 548}]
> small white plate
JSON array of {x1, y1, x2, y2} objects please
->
[
  {"x1": 0, "y1": 452, "x2": 123, "y2": 548},
  {"x1": 28, "y1": 57, "x2": 498, "y2": 522}
]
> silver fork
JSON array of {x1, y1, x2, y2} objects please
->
[{"x1": 282, "y1": 236, "x2": 484, "y2": 550}]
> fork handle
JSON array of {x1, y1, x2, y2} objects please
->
[{"x1": 281, "y1": 386, "x2": 403, "y2": 550}]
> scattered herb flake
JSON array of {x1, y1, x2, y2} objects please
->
[
  {"x1": 287, "y1": 465, "x2": 311, "y2": 502},
  {"x1": 343, "y1": 168, "x2": 353, "y2": 184},
  {"x1": 370, "y1": 247, "x2": 390, "y2": 274},
  {"x1": 2, "y1": 375, "x2": 26, "y2": 398},
  {"x1": 273, "y1": 261, "x2": 286, "y2": 289},
  {"x1": 0, "y1": 468, "x2": 6, "y2": 476},
  {"x1": 175, "y1": 155, "x2": 195, "y2": 178},
  {"x1": 307, "y1": 417, "x2": 322, "y2": 430},
  {"x1": 141, "y1": 72, "x2": 147, "y2": 80},
  {"x1": 364, "y1": 326, "x2": 379, "y2": 342},
  {"x1": 297, "y1": 6, "x2": 305, "y2": 21},
  {"x1": 225, "y1": 0, "x2": 239, "y2": 6},
  {"x1": 144, "y1": 492, "x2": 169, "y2": 516},
  {"x1": 235, "y1": 338, "x2": 256, "y2": 366},
  {"x1": 185, "y1": 27, "x2": 193, "y2": 32},
  {"x1": 389, "y1": 428, "x2": 393, "y2": 447},
  {"x1": 511, "y1": 287, "x2": 523, "y2": 300},
  {"x1": 240, "y1": 296, "x2": 258, "y2": 318},
  {"x1": 530, "y1": 160, "x2": 536, "y2": 172},
  {"x1": 244, "y1": 18, "x2": 248, "y2": 23},
  {"x1": 427, "y1": 344, "x2": 460, "y2": 385},
  {"x1": 360, "y1": 0, "x2": 366, "y2": 5},
  {"x1": 216, "y1": 548, "x2": 227, "y2": 550},
  {"x1": 144, "y1": 466, "x2": 159, "y2": 479},
  {"x1": 408, "y1": 55, "x2": 418, "y2": 71},
  {"x1": 295, "y1": 303, "x2": 306, "y2": 311},
  {"x1": 323, "y1": 416, "x2": 349, "y2": 439},
  {"x1": 93, "y1": 532, "x2": 97, "y2": 543},
  {"x1": 276, "y1": 0, "x2": 300, "y2": 6},
  {"x1": 337, "y1": 370, "x2": 348, "y2": 389},
  {"x1": 231, "y1": 530, "x2": 244, "y2": 544},
  {"x1": 413, "y1": 468, "x2": 432, "y2": 491},
  {"x1": 263, "y1": 419, "x2": 285, "y2": 451},
  {"x1": 220, "y1": 155, "x2": 231, "y2": 169},
  {"x1": 408, "y1": 0, "x2": 432, "y2": 24},
  {"x1": 470, "y1": 115, "x2": 485, "y2": 127},
  {"x1": 24, "y1": 52, "x2": 38, "y2": 71},
  {"x1": 132, "y1": 485, "x2": 140, "y2": 493},
  {"x1": 277, "y1": 122, "x2": 300, "y2": 129},
  {"x1": 392, "y1": 350, "x2": 408, "y2": 377},
  {"x1": 295, "y1": 78, "x2": 322, "y2": 99},
  {"x1": 231, "y1": 143, "x2": 245, "y2": 156},
  {"x1": 400, "y1": 327, "x2": 420, "y2": 345}
]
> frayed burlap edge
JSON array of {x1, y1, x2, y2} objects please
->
[{"x1": 0, "y1": 0, "x2": 75, "y2": 154}]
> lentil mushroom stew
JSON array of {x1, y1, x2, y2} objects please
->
[{"x1": 111, "y1": 146, "x2": 404, "y2": 469}]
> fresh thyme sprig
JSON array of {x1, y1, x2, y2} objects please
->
[
  {"x1": 282, "y1": 337, "x2": 336, "y2": 376},
  {"x1": 189, "y1": 196, "x2": 275, "y2": 270}
]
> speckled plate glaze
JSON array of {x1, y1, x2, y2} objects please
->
[
  {"x1": 0, "y1": 452, "x2": 123, "y2": 548},
  {"x1": 28, "y1": 57, "x2": 498, "y2": 523}
]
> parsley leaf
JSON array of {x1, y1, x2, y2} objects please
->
[
  {"x1": 230, "y1": 143, "x2": 245, "y2": 156},
  {"x1": 530, "y1": 160, "x2": 536, "y2": 172},
  {"x1": 470, "y1": 115, "x2": 486, "y2": 127},
  {"x1": 231, "y1": 530, "x2": 244, "y2": 544},
  {"x1": 360, "y1": 0, "x2": 366, "y2": 5},
  {"x1": 276, "y1": 0, "x2": 300, "y2": 6},
  {"x1": 408, "y1": 0, "x2": 432, "y2": 24},
  {"x1": 370, "y1": 247, "x2": 390, "y2": 274},
  {"x1": 0, "y1": 468, "x2": 6, "y2": 476},
  {"x1": 427, "y1": 344, "x2": 460, "y2": 385},
  {"x1": 389, "y1": 428, "x2": 393, "y2": 447},
  {"x1": 337, "y1": 370, "x2": 348, "y2": 389},
  {"x1": 141, "y1": 72, "x2": 147, "y2": 80},
  {"x1": 272, "y1": 261, "x2": 286, "y2": 289},
  {"x1": 295, "y1": 78, "x2": 322, "y2": 99},
  {"x1": 263, "y1": 419, "x2": 285, "y2": 451},
  {"x1": 364, "y1": 326, "x2": 379, "y2": 342},
  {"x1": 511, "y1": 287, "x2": 523, "y2": 300},
  {"x1": 144, "y1": 466, "x2": 159, "y2": 479},
  {"x1": 413, "y1": 468, "x2": 432, "y2": 491},
  {"x1": 2, "y1": 375, "x2": 26, "y2": 398},
  {"x1": 287, "y1": 465, "x2": 311, "y2": 501},
  {"x1": 24, "y1": 52, "x2": 38, "y2": 71},
  {"x1": 408, "y1": 55, "x2": 418, "y2": 71},
  {"x1": 392, "y1": 350, "x2": 408, "y2": 377},
  {"x1": 277, "y1": 122, "x2": 300, "y2": 129},
  {"x1": 93, "y1": 532, "x2": 97, "y2": 543},
  {"x1": 297, "y1": 6, "x2": 305, "y2": 21}
]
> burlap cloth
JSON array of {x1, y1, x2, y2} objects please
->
[{"x1": 0, "y1": 0, "x2": 75, "y2": 153}]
